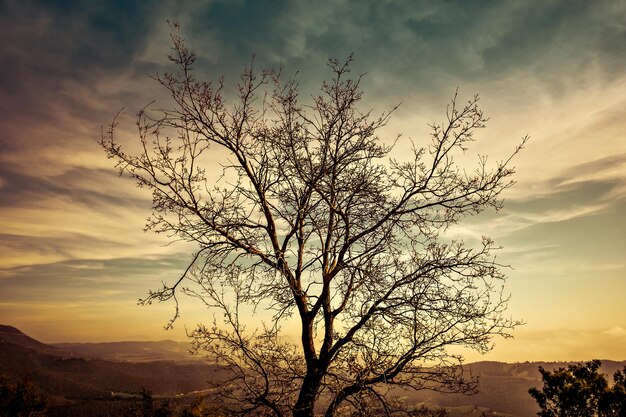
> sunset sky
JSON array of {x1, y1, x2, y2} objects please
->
[{"x1": 1, "y1": 0, "x2": 625, "y2": 363}]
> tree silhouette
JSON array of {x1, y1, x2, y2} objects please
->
[
  {"x1": 600, "y1": 367, "x2": 626, "y2": 417},
  {"x1": 0, "y1": 376, "x2": 48, "y2": 417},
  {"x1": 101, "y1": 25, "x2": 526, "y2": 417},
  {"x1": 123, "y1": 388, "x2": 172, "y2": 417},
  {"x1": 529, "y1": 360, "x2": 626, "y2": 417}
]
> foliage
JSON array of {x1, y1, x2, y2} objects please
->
[
  {"x1": 529, "y1": 360, "x2": 626, "y2": 417},
  {"x1": 410, "y1": 405, "x2": 449, "y2": 416},
  {"x1": 124, "y1": 390, "x2": 224, "y2": 417},
  {"x1": 0, "y1": 376, "x2": 48, "y2": 417},
  {"x1": 180, "y1": 395, "x2": 227, "y2": 417},
  {"x1": 101, "y1": 24, "x2": 526, "y2": 417},
  {"x1": 124, "y1": 388, "x2": 173, "y2": 417}
]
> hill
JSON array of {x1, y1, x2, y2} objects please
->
[
  {"x1": 396, "y1": 360, "x2": 626, "y2": 416},
  {"x1": 2, "y1": 325, "x2": 625, "y2": 417},
  {"x1": 53, "y1": 339, "x2": 196, "y2": 362},
  {"x1": 0, "y1": 325, "x2": 64, "y2": 356},
  {"x1": 0, "y1": 325, "x2": 222, "y2": 402}
]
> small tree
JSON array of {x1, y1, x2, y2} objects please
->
[
  {"x1": 125, "y1": 388, "x2": 173, "y2": 417},
  {"x1": 101, "y1": 26, "x2": 526, "y2": 417},
  {"x1": 180, "y1": 395, "x2": 226, "y2": 417},
  {"x1": 529, "y1": 360, "x2": 626, "y2": 417},
  {"x1": 0, "y1": 376, "x2": 48, "y2": 417},
  {"x1": 600, "y1": 367, "x2": 626, "y2": 417}
]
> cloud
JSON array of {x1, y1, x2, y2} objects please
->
[
  {"x1": 446, "y1": 174, "x2": 625, "y2": 244},
  {"x1": 0, "y1": 0, "x2": 624, "y2": 351},
  {"x1": 604, "y1": 326, "x2": 626, "y2": 337},
  {"x1": 509, "y1": 177, "x2": 623, "y2": 217},
  {"x1": 1, "y1": 254, "x2": 190, "y2": 291},
  {"x1": 0, "y1": 166, "x2": 145, "y2": 209},
  {"x1": 0, "y1": 161, "x2": 172, "y2": 269},
  {"x1": 0, "y1": 252, "x2": 209, "y2": 342},
  {"x1": 558, "y1": 154, "x2": 626, "y2": 185}
]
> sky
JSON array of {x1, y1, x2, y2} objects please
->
[{"x1": 0, "y1": 0, "x2": 625, "y2": 363}]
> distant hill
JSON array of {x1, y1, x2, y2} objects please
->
[
  {"x1": 0, "y1": 325, "x2": 64, "y2": 356},
  {"x1": 396, "y1": 360, "x2": 626, "y2": 417},
  {"x1": 0, "y1": 324, "x2": 198, "y2": 362},
  {"x1": 0, "y1": 325, "x2": 223, "y2": 401},
  {"x1": 1, "y1": 324, "x2": 624, "y2": 417},
  {"x1": 54, "y1": 340, "x2": 197, "y2": 362}
]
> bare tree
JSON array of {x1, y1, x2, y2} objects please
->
[{"x1": 101, "y1": 26, "x2": 526, "y2": 417}]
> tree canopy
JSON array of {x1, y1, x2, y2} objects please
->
[
  {"x1": 529, "y1": 360, "x2": 626, "y2": 417},
  {"x1": 0, "y1": 376, "x2": 48, "y2": 417},
  {"x1": 101, "y1": 25, "x2": 526, "y2": 417}
]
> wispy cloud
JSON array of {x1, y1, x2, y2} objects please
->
[{"x1": 0, "y1": 0, "x2": 624, "y2": 352}]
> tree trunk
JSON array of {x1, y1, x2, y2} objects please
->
[{"x1": 293, "y1": 372, "x2": 322, "y2": 417}]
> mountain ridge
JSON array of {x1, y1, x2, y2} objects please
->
[
  {"x1": 0, "y1": 324, "x2": 64, "y2": 356},
  {"x1": 2, "y1": 324, "x2": 625, "y2": 417}
]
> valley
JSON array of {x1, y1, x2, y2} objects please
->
[{"x1": 2, "y1": 325, "x2": 624, "y2": 416}]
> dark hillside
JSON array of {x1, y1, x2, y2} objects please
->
[
  {"x1": 0, "y1": 331, "x2": 221, "y2": 399},
  {"x1": 0, "y1": 325, "x2": 63, "y2": 356},
  {"x1": 2, "y1": 325, "x2": 624, "y2": 417}
]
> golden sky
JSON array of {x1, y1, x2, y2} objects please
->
[{"x1": 0, "y1": 0, "x2": 625, "y2": 362}]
